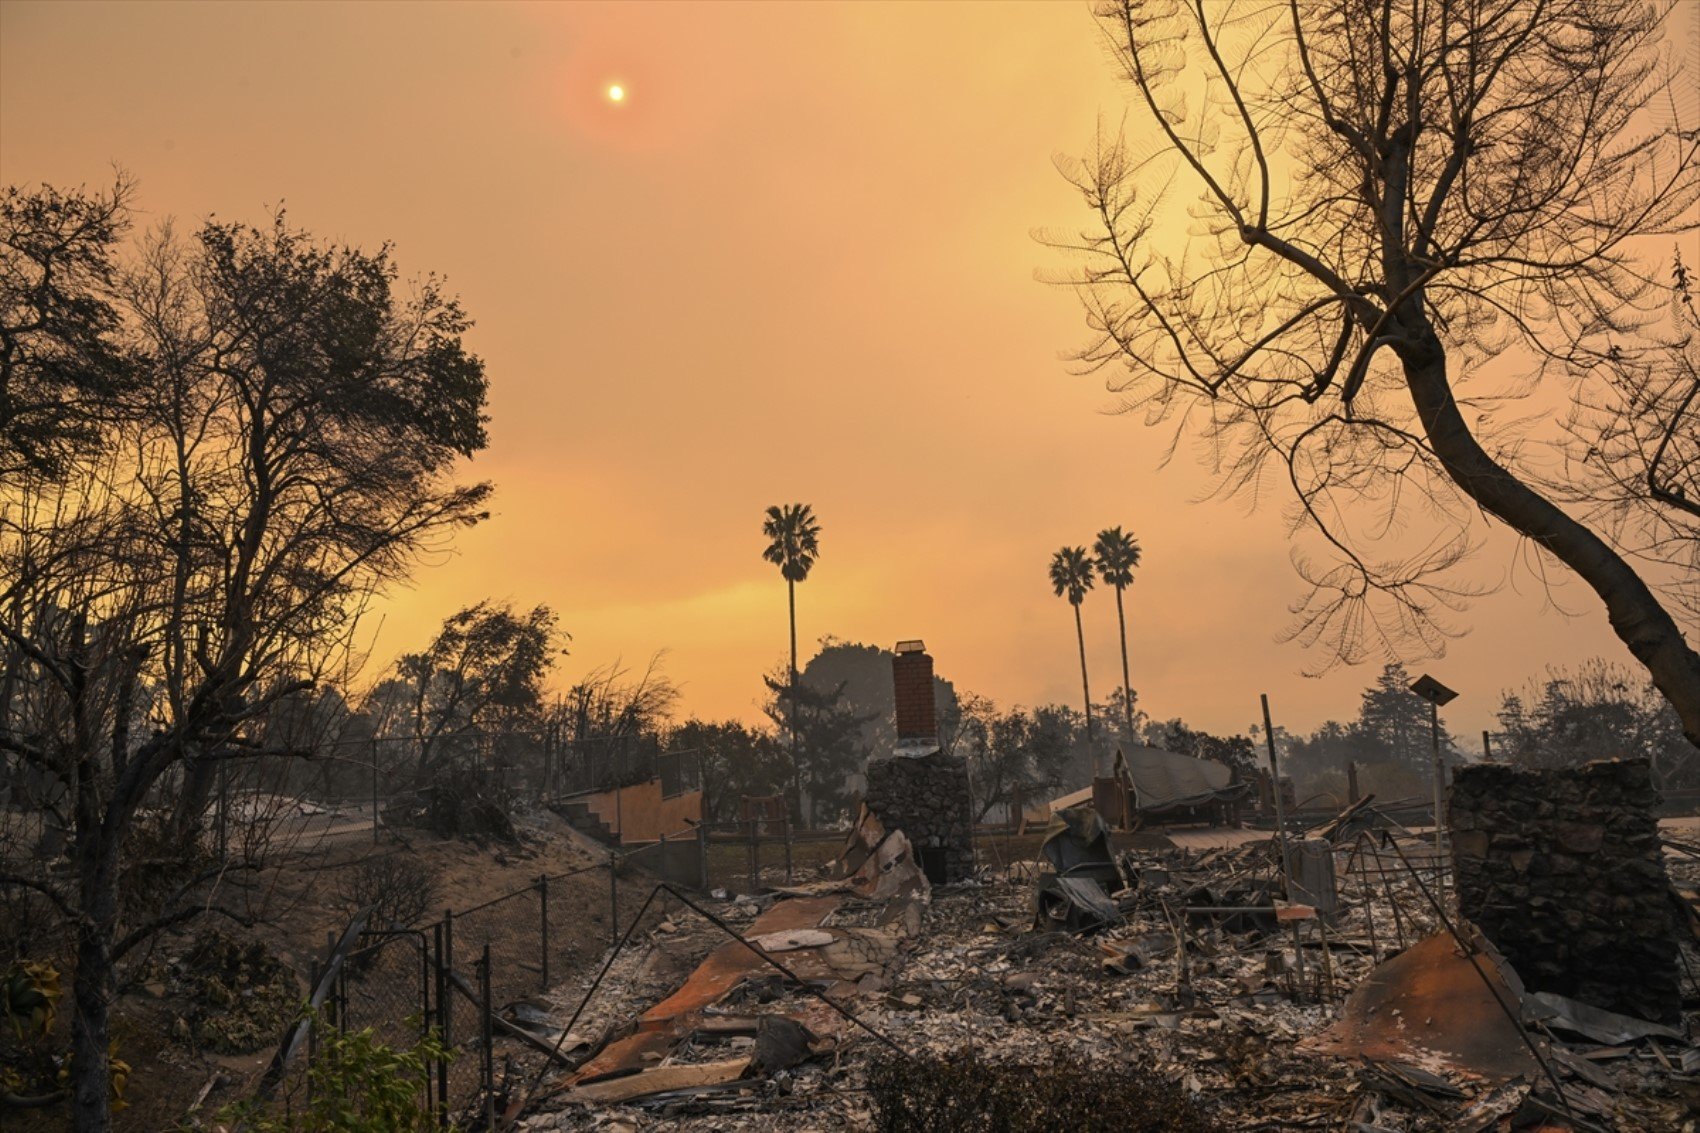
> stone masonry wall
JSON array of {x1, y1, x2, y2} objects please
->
[
  {"x1": 1450, "y1": 759, "x2": 1678, "y2": 1024},
  {"x1": 864, "y1": 752, "x2": 974, "y2": 884}
]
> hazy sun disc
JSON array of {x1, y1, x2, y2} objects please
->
[{"x1": 607, "y1": 84, "x2": 625, "y2": 103}]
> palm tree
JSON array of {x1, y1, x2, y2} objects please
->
[
  {"x1": 1093, "y1": 526, "x2": 1142, "y2": 749},
  {"x1": 763, "y1": 503, "x2": 821, "y2": 820},
  {"x1": 1049, "y1": 545, "x2": 1098, "y2": 774}
]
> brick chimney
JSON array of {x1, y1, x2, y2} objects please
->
[{"x1": 892, "y1": 640, "x2": 936, "y2": 742}]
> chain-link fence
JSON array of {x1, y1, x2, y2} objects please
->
[
  {"x1": 264, "y1": 815, "x2": 828, "y2": 1119},
  {"x1": 273, "y1": 844, "x2": 698, "y2": 1125}
]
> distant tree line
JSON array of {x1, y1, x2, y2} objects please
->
[{"x1": 1278, "y1": 661, "x2": 1700, "y2": 804}]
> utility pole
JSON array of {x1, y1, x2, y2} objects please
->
[
  {"x1": 1260, "y1": 694, "x2": 1290, "y2": 892},
  {"x1": 1430, "y1": 701, "x2": 1442, "y2": 851}
]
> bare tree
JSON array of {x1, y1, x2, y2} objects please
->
[
  {"x1": 0, "y1": 196, "x2": 491, "y2": 1130},
  {"x1": 1053, "y1": 0, "x2": 1700, "y2": 743},
  {"x1": 549, "y1": 653, "x2": 679, "y2": 793},
  {"x1": 1561, "y1": 254, "x2": 1700, "y2": 627}
]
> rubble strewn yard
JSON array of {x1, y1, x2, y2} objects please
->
[{"x1": 498, "y1": 791, "x2": 1700, "y2": 1133}]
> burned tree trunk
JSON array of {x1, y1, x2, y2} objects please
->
[{"x1": 1399, "y1": 333, "x2": 1700, "y2": 748}]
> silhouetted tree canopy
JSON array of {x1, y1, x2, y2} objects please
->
[
  {"x1": 667, "y1": 718, "x2": 789, "y2": 823},
  {"x1": 0, "y1": 180, "x2": 136, "y2": 480},
  {"x1": 389, "y1": 601, "x2": 563, "y2": 777},
  {"x1": 0, "y1": 188, "x2": 492, "y2": 1131},
  {"x1": 762, "y1": 665, "x2": 874, "y2": 826},
  {"x1": 1497, "y1": 658, "x2": 1698, "y2": 787},
  {"x1": 802, "y1": 638, "x2": 960, "y2": 759}
]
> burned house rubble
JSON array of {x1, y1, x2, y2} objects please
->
[{"x1": 494, "y1": 755, "x2": 1700, "y2": 1133}]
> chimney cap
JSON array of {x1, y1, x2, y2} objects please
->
[{"x1": 895, "y1": 639, "x2": 927, "y2": 654}]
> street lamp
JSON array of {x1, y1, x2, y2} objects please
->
[{"x1": 1409, "y1": 673, "x2": 1459, "y2": 868}]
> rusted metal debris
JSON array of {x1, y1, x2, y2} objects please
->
[
  {"x1": 1299, "y1": 930, "x2": 1539, "y2": 1083},
  {"x1": 569, "y1": 1057, "x2": 752, "y2": 1104},
  {"x1": 637, "y1": 896, "x2": 843, "y2": 1034},
  {"x1": 536, "y1": 879, "x2": 914, "y2": 1121},
  {"x1": 816, "y1": 805, "x2": 930, "y2": 901},
  {"x1": 1523, "y1": 991, "x2": 1685, "y2": 1047}
]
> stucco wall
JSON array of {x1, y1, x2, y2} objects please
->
[{"x1": 583, "y1": 779, "x2": 702, "y2": 844}]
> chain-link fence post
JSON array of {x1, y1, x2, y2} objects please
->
[
  {"x1": 697, "y1": 820, "x2": 710, "y2": 891},
  {"x1": 433, "y1": 921, "x2": 449, "y2": 1125},
  {"x1": 480, "y1": 943, "x2": 495, "y2": 1132},
  {"x1": 537, "y1": 874, "x2": 550, "y2": 992},
  {"x1": 336, "y1": 954, "x2": 349, "y2": 1035},
  {"x1": 416, "y1": 929, "x2": 433, "y2": 1118},
  {"x1": 441, "y1": 908, "x2": 454, "y2": 1048},
  {"x1": 783, "y1": 814, "x2": 794, "y2": 884},
  {"x1": 747, "y1": 817, "x2": 758, "y2": 893},
  {"x1": 371, "y1": 737, "x2": 381, "y2": 846},
  {"x1": 608, "y1": 855, "x2": 619, "y2": 948},
  {"x1": 306, "y1": 956, "x2": 320, "y2": 1103},
  {"x1": 217, "y1": 758, "x2": 229, "y2": 864}
]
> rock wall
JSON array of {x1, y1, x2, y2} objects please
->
[
  {"x1": 1450, "y1": 759, "x2": 1679, "y2": 1023},
  {"x1": 864, "y1": 752, "x2": 974, "y2": 884}
]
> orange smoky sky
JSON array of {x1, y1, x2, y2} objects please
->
[{"x1": 2, "y1": 0, "x2": 1691, "y2": 746}]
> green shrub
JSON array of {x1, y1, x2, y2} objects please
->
[
  {"x1": 175, "y1": 932, "x2": 301, "y2": 1054},
  {"x1": 219, "y1": 1010, "x2": 450, "y2": 1132}
]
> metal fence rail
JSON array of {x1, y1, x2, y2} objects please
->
[{"x1": 275, "y1": 840, "x2": 715, "y2": 1124}]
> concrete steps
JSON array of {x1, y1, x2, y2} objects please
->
[{"x1": 556, "y1": 798, "x2": 619, "y2": 846}]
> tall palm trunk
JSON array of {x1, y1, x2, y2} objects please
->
[
  {"x1": 787, "y1": 577, "x2": 802, "y2": 826},
  {"x1": 1114, "y1": 585, "x2": 1134, "y2": 747},
  {"x1": 1073, "y1": 602, "x2": 1097, "y2": 775}
]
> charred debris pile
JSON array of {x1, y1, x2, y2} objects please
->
[{"x1": 495, "y1": 759, "x2": 1698, "y2": 1133}]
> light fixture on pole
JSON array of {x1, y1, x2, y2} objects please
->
[{"x1": 1409, "y1": 673, "x2": 1459, "y2": 869}]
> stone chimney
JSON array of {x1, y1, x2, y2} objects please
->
[{"x1": 892, "y1": 640, "x2": 936, "y2": 742}]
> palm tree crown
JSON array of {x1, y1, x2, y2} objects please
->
[
  {"x1": 763, "y1": 504, "x2": 821, "y2": 583},
  {"x1": 1049, "y1": 546, "x2": 1095, "y2": 606},
  {"x1": 763, "y1": 502, "x2": 820, "y2": 826},
  {"x1": 1092, "y1": 527, "x2": 1141, "y2": 588},
  {"x1": 1093, "y1": 526, "x2": 1142, "y2": 747},
  {"x1": 1051, "y1": 544, "x2": 1098, "y2": 767}
]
